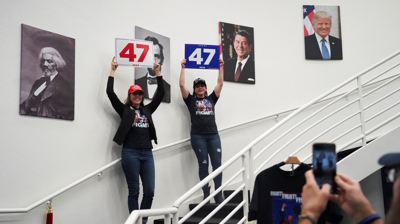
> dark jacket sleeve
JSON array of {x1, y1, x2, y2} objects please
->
[
  {"x1": 146, "y1": 76, "x2": 165, "y2": 113},
  {"x1": 106, "y1": 76, "x2": 124, "y2": 117},
  {"x1": 20, "y1": 79, "x2": 41, "y2": 115}
]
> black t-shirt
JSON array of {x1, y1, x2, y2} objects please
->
[
  {"x1": 123, "y1": 108, "x2": 152, "y2": 149},
  {"x1": 184, "y1": 92, "x2": 218, "y2": 134},
  {"x1": 248, "y1": 162, "x2": 342, "y2": 224}
]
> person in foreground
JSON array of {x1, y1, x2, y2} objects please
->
[
  {"x1": 106, "y1": 57, "x2": 165, "y2": 223},
  {"x1": 299, "y1": 152, "x2": 400, "y2": 224},
  {"x1": 179, "y1": 58, "x2": 225, "y2": 203}
]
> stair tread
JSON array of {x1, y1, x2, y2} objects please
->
[
  {"x1": 155, "y1": 190, "x2": 248, "y2": 224},
  {"x1": 153, "y1": 216, "x2": 241, "y2": 224},
  {"x1": 188, "y1": 202, "x2": 244, "y2": 220},
  {"x1": 189, "y1": 202, "x2": 242, "y2": 208},
  {"x1": 182, "y1": 216, "x2": 242, "y2": 224}
]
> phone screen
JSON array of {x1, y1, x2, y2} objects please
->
[{"x1": 313, "y1": 143, "x2": 337, "y2": 194}]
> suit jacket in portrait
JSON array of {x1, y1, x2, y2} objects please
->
[
  {"x1": 135, "y1": 74, "x2": 171, "y2": 103},
  {"x1": 304, "y1": 34, "x2": 343, "y2": 60},
  {"x1": 20, "y1": 74, "x2": 74, "y2": 120},
  {"x1": 224, "y1": 57, "x2": 255, "y2": 84}
]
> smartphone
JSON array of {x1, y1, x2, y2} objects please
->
[{"x1": 312, "y1": 143, "x2": 337, "y2": 194}]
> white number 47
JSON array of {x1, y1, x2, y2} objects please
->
[{"x1": 188, "y1": 48, "x2": 216, "y2": 65}]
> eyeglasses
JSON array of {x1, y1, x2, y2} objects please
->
[{"x1": 387, "y1": 167, "x2": 400, "y2": 182}]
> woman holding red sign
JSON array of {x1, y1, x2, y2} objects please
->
[
  {"x1": 107, "y1": 57, "x2": 164, "y2": 223},
  {"x1": 179, "y1": 58, "x2": 225, "y2": 203}
]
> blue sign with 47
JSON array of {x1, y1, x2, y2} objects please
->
[{"x1": 185, "y1": 44, "x2": 220, "y2": 69}]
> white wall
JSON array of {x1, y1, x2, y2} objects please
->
[{"x1": 1, "y1": 0, "x2": 400, "y2": 223}]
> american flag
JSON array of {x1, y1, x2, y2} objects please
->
[
  {"x1": 219, "y1": 22, "x2": 224, "y2": 74},
  {"x1": 303, "y1": 5, "x2": 315, "y2": 36}
]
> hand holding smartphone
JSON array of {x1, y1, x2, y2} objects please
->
[{"x1": 312, "y1": 143, "x2": 337, "y2": 194}]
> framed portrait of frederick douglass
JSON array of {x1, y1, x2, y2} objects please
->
[{"x1": 19, "y1": 24, "x2": 75, "y2": 120}]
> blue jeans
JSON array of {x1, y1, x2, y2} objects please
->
[
  {"x1": 190, "y1": 133, "x2": 222, "y2": 192},
  {"x1": 121, "y1": 148, "x2": 155, "y2": 221}
]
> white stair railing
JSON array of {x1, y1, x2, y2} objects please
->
[
  {"x1": 124, "y1": 50, "x2": 400, "y2": 224},
  {"x1": 1, "y1": 51, "x2": 399, "y2": 223}
]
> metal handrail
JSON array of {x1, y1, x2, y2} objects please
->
[
  {"x1": 0, "y1": 159, "x2": 120, "y2": 214},
  {"x1": 122, "y1": 49, "x2": 400, "y2": 223},
  {"x1": 2, "y1": 50, "x2": 399, "y2": 224},
  {"x1": 2, "y1": 77, "x2": 390, "y2": 215},
  {"x1": 124, "y1": 207, "x2": 178, "y2": 224}
]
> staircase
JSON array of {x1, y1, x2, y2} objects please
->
[
  {"x1": 154, "y1": 190, "x2": 249, "y2": 224},
  {"x1": 123, "y1": 50, "x2": 400, "y2": 224},
  {"x1": 152, "y1": 137, "x2": 389, "y2": 224}
]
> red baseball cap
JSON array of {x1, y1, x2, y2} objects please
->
[{"x1": 128, "y1": 85, "x2": 144, "y2": 95}]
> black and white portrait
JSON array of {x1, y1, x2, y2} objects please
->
[
  {"x1": 135, "y1": 26, "x2": 171, "y2": 103},
  {"x1": 19, "y1": 24, "x2": 75, "y2": 120}
]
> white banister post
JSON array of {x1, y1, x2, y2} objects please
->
[
  {"x1": 357, "y1": 77, "x2": 367, "y2": 146},
  {"x1": 164, "y1": 213, "x2": 171, "y2": 224},
  {"x1": 248, "y1": 147, "x2": 254, "y2": 195},
  {"x1": 172, "y1": 212, "x2": 179, "y2": 224},
  {"x1": 242, "y1": 152, "x2": 249, "y2": 220}
]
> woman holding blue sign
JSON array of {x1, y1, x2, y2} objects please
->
[
  {"x1": 107, "y1": 57, "x2": 164, "y2": 223},
  {"x1": 179, "y1": 58, "x2": 224, "y2": 203}
]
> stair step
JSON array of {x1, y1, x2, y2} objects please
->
[
  {"x1": 188, "y1": 203, "x2": 244, "y2": 220},
  {"x1": 223, "y1": 190, "x2": 250, "y2": 204},
  {"x1": 153, "y1": 190, "x2": 249, "y2": 223},
  {"x1": 153, "y1": 216, "x2": 241, "y2": 224}
]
